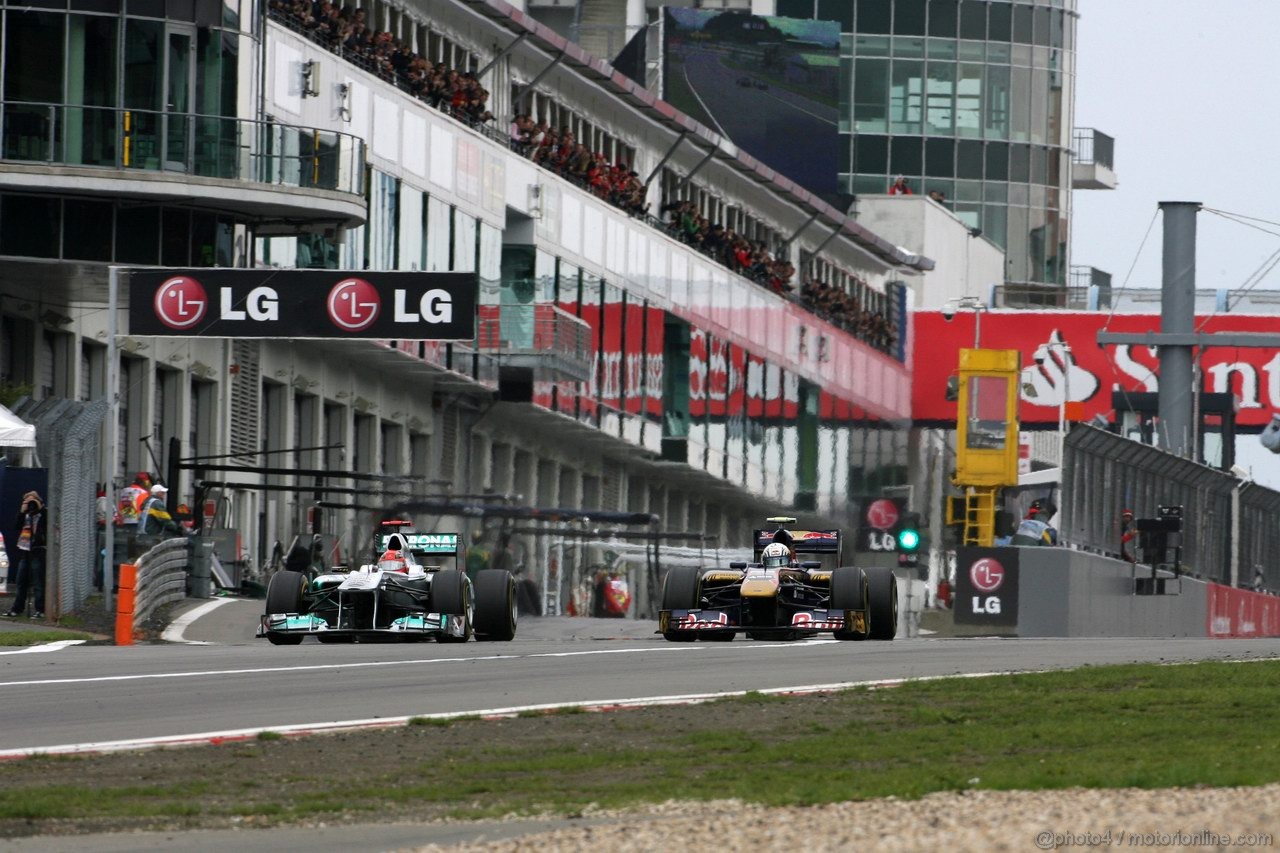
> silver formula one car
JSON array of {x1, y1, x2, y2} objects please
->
[{"x1": 259, "y1": 523, "x2": 517, "y2": 645}]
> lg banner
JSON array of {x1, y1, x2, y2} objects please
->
[
  {"x1": 128, "y1": 270, "x2": 477, "y2": 340},
  {"x1": 913, "y1": 311, "x2": 1280, "y2": 429},
  {"x1": 954, "y1": 547, "x2": 1020, "y2": 630}
]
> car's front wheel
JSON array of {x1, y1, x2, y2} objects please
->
[
  {"x1": 264, "y1": 570, "x2": 308, "y2": 646},
  {"x1": 830, "y1": 566, "x2": 869, "y2": 641},
  {"x1": 433, "y1": 569, "x2": 473, "y2": 643},
  {"x1": 474, "y1": 569, "x2": 517, "y2": 641}
]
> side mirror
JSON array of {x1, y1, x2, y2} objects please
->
[{"x1": 728, "y1": 561, "x2": 747, "y2": 569}]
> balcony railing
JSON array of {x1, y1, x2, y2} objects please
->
[
  {"x1": 993, "y1": 274, "x2": 1112, "y2": 311},
  {"x1": 0, "y1": 101, "x2": 366, "y2": 196},
  {"x1": 1072, "y1": 127, "x2": 1115, "y2": 171},
  {"x1": 477, "y1": 303, "x2": 594, "y2": 383}
]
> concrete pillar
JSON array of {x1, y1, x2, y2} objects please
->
[
  {"x1": 627, "y1": 474, "x2": 648, "y2": 513},
  {"x1": 490, "y1": 443, "x2": 516, "y2": 495},
  {"x1": 513, "y1": 449, "x2": 535, "y2": 505},
  {"x1": 537, "y1": 458, "x2": 560, "y2": 507},
  {"x1": 559, "y1": 467, "x2": 582, "y2": 509},
  {"x1": 665, "y1": 490, "x2": 687, "y2": 532},
  {"x1": 469, "y1": 432, "x2": 492, "y2": 493}
]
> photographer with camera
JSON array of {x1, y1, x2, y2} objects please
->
[{"x1": 4, "y1": 491, "x2": 47, "y2": 619}]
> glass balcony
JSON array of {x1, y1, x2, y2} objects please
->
[
  {"x1": 1071, "y1": 127, "x2": 1117, "y2": 190},
  {"x1": 0, "y1": 101, "x2": 366, "y2": 196},
  {"x1": 477, "y1": 300, "x2": 594, "y2": 384}
]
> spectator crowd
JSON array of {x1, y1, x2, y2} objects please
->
[
  {"x1": 509, "y1": 116, "x2": 648, "y2": 217},
  {"x1": 659, "y1": 200, "x2": 796, "y2": 296},
  {"x1": 800, "y1": 278, "x2": 898, "y2": 353}
]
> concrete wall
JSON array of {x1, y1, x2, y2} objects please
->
[{"x1": 1017, "y1": 549, "x2": 1208, "y2": 638}]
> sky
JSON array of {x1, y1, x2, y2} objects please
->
[
  {"x1": 1072, "y1": 1, "x2": 1280, "y2": 483},
  {"x1": 1072, "y1": 0, "x2": 1280, "y2": 296}
]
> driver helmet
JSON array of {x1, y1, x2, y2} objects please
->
[
  {"x1": 761, "y1": 542, "x2": 791, "y2": 569},
  {"x1": 378, "y1": 549, "x2": 407, "y2": 573}
]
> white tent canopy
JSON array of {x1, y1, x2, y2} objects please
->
[{"x1": 0, "y1": 404, "x2": 36, "y2": 448}]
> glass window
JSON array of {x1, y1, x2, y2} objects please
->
[
  {"x1": 189, "y1": 211, "x2": 216, "y2": 265},
  {"x1": 220, "y1": 32, "x2": 238, "y2": 117},
  {"x1": 1011, "y1": 66, "x2": 1031, "y2": 141},
  {"x1": 162, "y1": 208, "x2": 190, "y2": 266},
  {"x1": 369, "y1": 171, "x2": 398, "y2": 270},
  {"x1": 890, "y1": 136, "x2": 922, "y2": 175},
  {"x1": 889, "y1": 59, "x2": 923, "y2": 133},
  {"x1": 894, "y1": 36, "x2": 925, "y2": 58},
  {"x1": 453, "y1": 210, "x2": 477, "y2": 273},
  {"x1": 983, "y1": 204, "x2": 1008, "y2": 247},
  {"x1": 854, "y1": 134, "x2": 889, "y2": 174},
  {"x1": 984, "y1": 180, "x2": 1008, "y2": 203},
  {"x1": 987, "y1": 2, "x2": 1011, "y2": 41},
  {"x1": 895, "y1": 0, "x2": 926, "y2": 35},
  {"x1": 124, "y1": 19, "x2": 164, "y2": 110},
  {"x1": 63, "y1": 199, "x2": 113, "y2": 261},
  {"x1": 398, "y1": 185, "x2": 423, "y2": 270},
  {"x1": 925, "y1": 137, "x2": 954, "y2": 177},
  {"x1": 955, "y1": 63, "x2": 982, "y2": 136},
  {"x1": 1010, "y1": 143, "x2": 1030, "y2": 183},
  {"x1": 195, "y1": 0, "x2": 219, "y2": 26},
  {"x1": 1013, "y1": 4, "x2": 1033, "y2": 44},
  {"x1": 4, "y1": 12, "x2": 64, "y2": 103},
  {"x1": 987, "y1": 41, "x2": 1010, "y2": 63},
  {"x1": 116, "y1": 205, "x2": 160, "y2": 264},
  {"x1": 0, "y1": 195, "x2": 60, "y2": 258},
  {"x1": 425, "y1": 196, "x2": 450, "y2": 271},
  {"x1": 479, "y1": 222, "x2": 502, "y2": 284},
  {"x1": 960, "y1": 1, "x2": 987, "y2": 39},
  {"x1": 856, "y1": 0, "x2": 891, "y2": 33},
  {"x1": 1030, "y1": 146, "x2": 1047, "y2": 186},
  {"x1": 925, "y1": 61, "x2": 955, "y2": 134},
  {"x1": 854, "y1": 35, "x2": 890, "y2": 56},
  {"x1": 928, "y1": 0, "x2": 958, "y2": 38},
  {"x1": 167, "y1": 0, "x2": 195, "y2": 21},
  {"x1": 966, "y1": 375, "x2": 1009, "y2": 450},
  {"x1": 817, "y1": 0, "x2": 853, "y2": 29},
  {"x1": 1008, "y1": 182, "x2": 1029, "y2": 205},
  {"x1": 1030, "y1": 68, "x2": 1048, "y2": 143},
  {"x1": 957, "y1": 39, "x2": 985, "y2": 61},
  {"x1": 923, "y1": 177, "x2": 953, "y2": 203},
  {"x1": 1034, "y1": 6, "x2": 1051, "y2": 46},
  {"x1": 955, "y1": 179, "x2": 982, "y2": 202},
  {"x1": 957, "y1": 140, "x2": 983, "y2": 178},
  {"x1": 985, "y1": 141, "x2": 1008, "y2": 180},
  {"x1": 983, "y1": 65, "x2": 1010, "y2": 139},
  {"x1": 853, "y1": 59, "x2": 889, "y2": 133},
  {"x1": 68, "y1": 16, "x2": 117, "y2": 106},
  {"x1": 778, "y1": 0, "x2": 816, "y2": 17},
  {"x1": 926, "y1": 38, "x2": 956, "y2": 60}
]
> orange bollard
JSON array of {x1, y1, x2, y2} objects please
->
[{"x1": 115, "y1": 563, "x2": 137, "y2": 646}]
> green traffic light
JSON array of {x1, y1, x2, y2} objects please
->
[{"x1": 897, "y1": 529, "x2": 920, "y2": 551}]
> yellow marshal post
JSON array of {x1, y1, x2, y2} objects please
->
[{"x1": 952, "y1": 348, "x2": 1021, "y2": 546}]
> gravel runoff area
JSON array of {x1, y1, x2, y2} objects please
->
[{"x1": 409, "y1": 786, "x2": 1280, "y2": 852}]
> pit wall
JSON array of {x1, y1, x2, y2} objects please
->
[{"x1": 953, "y1": 547, "x2": 1244, "y2": 638}]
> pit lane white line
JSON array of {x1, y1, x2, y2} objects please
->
[
  {"x1": 0, "y1": 639, "x2": 840, "y2": 688},
  {"x1": 0, "y1": 669, "x2": 1030, "y2": 759},
  {"x1": 0, "y1": 640, "x2": 86, "y2": 656},
  {"x1": 160, "y1": 597, "x2": 236, "y2": 644}
]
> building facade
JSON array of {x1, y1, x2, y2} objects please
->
[{"x1": 0, "y1": 0, "x2": 931, "y2": 614}]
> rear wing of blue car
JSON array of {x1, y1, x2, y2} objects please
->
[{"x1": 753, "y1": 528, "x2": 842, "y2": 562}]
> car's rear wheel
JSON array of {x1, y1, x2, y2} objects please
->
[
  {"x1": 474, "y1": 569, "x2": 517, "y2": 641},
  {"x1": 831, "y1": 566, "x2": 869, "y2": 641},
  {"x1": 265, "y1": 570, "x2": 307, "y2": 645},
  {"x1": 865, "y1": 567, "x2": 898, "y2": 641},
  {"x1": 660, "y1": 567, "x2": 701, "y2": 642},
  {"x1": 432, "y1": 569, "x2": 473, "y2": 642}
]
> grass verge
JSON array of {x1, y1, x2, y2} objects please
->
[
  {"x1": 0, "y1": 630, "x2": 92, "y2": 647},
  {"x1": 1, "y1": 661, "x2": 1278, "y2": 834}
]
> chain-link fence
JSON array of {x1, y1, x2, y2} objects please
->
[
  {"x1": 1062, "y1": 425, "x2": 1238, "y2": 585},
  {"x1": 13, "y1": 397, "x2": 108, "y2": 615}
]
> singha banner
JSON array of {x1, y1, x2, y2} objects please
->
[
  {"x1": 128, "y1": 270, "x2": 477, "y2": 340},
  {"x1": 913, "y1": 311, "x2": 1280, "y2": 430}
]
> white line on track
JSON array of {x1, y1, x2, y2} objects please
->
[
  {"x1": 0, "y1": 639, "x2": 843, "y2": 688},
  {"x1": 160, "y1": 597, "x2": 236, "y2": 644},
  {"x1": 0, "y1": 640, "x2": 86, "y2": 656}
]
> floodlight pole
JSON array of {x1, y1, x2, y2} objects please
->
[{"x1": 104, "y1": 266, "x2": 120, "y2": 612}]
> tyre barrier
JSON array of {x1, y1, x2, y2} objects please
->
[{"x1": 113, "y1": 537, "x2": 191, "y2": 645}]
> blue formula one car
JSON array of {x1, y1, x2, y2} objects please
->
[
  {"x1": 658, "y1": 517, "x2": 897, "y2": 642},
  {"x1": 259, "y1": 522, "x2": 517, "y2": 645}
]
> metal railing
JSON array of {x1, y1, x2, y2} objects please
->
[
  {"x1": 477, "y1": 302, "x2": 594, "y2": 381},
  {"x1": 131, "y1": 536, "x2": 192, "y2": 631},
  {"x1": 1062, "y1": 425, "x2": 1240, "y2": 585},
  {"x1": 0, "y1": 100, "x2": 366, "y2": 196},
  {"x1": 1073, "y1": 127, "x2": 1115, "y2": 171}
]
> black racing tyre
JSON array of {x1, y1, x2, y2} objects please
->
[
  {"x1": 432, "y1": 569, "x2": 473, "y2": 643},
  {"x1": 265, "y1": 570, "x2": 307, "y2": 646},
  {"x1": 702, "y1": 631, "x2": 735, "y2": 642},
  {"x1": 865, "y1": 566, "x2": 899, "y2": 641},
  {"x1": 474, "y1": 569, "x2": 517, "y2": 641},
  {"x1": 830, "y1": 566, "x2": 869, "y2": 641},
  {"x1": 660, "y1": 567, "x2": 701, "y2": 642}
]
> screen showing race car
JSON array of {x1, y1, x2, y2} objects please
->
[{"x1": 661, "y1": 8, "x2": 840, "y2": 198}]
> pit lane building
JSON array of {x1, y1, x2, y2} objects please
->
[{"x1": 0, "y1": 0, "x2": 933, "y2": 586}]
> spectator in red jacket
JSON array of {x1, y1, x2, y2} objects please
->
[{"x1": 889, "y1": 175, "x2": 913, "y2": 195}]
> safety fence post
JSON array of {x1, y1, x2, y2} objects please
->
[{"x1": 115, "y1": 563, "x2": 137, "y2": 646}]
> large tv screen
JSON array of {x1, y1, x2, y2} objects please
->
[{"x1": 661, "y1": 8, "x2": 840, "y2": 198}]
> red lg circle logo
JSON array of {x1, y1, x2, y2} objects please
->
[
  {"x1": 866, "y1": 499, "x2": 900, "y2": 531},
  {"x1": 154, "y1": 276, "x2": 208, "y2": 330},
  {"x1": 327, "y1": 278, "x2": 381, "y2": 332},
  {"x1": 969, "y1": 558, "x2": 1005, "y2": 593}
]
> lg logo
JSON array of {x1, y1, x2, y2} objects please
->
[
  {"x1": 969, "y1": 558, "x2": 1005, "y2": 593},
  {"x1": 154, "y1": 277, "x2": 208, "y2": 330},
  {"x1": 327, "y1": 279, "x2": 381, "y2": 332}
]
